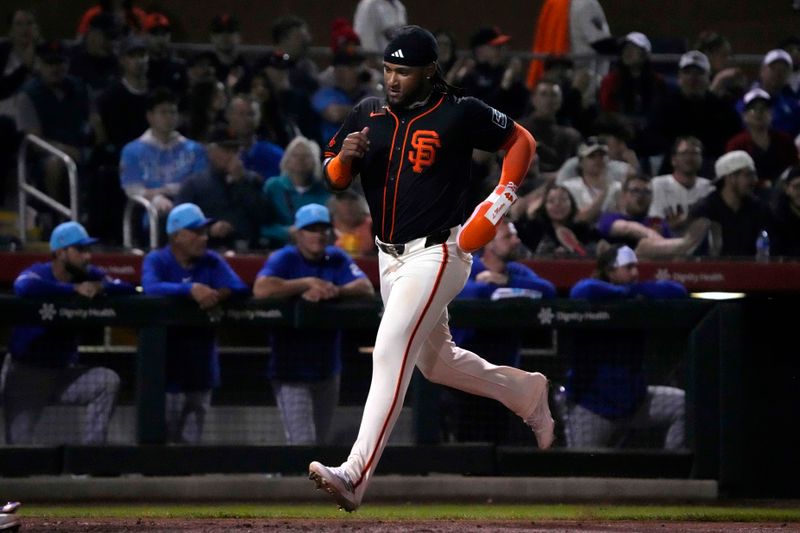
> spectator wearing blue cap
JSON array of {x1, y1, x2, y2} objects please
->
[
  {"x1": 141, "y1": 203, "x2": 249, "y2": 443},
  {"x1": 253, "y1": 203, "x2": 374, "y2": 444},
  {"x1": 2, "y1": 221, "x2": 135, "y2": 445}
]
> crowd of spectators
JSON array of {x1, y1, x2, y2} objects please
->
[{"x1": 1, "y1": 5, "x2": 800, "y2": 259}]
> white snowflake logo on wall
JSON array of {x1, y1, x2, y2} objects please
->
[
  {"x1": 537, "y1": 307, "x2": 554, "y2": 325},
  {"x1": 39, "y1": 303, "x2": 56, "y2": 321},
  {"x1": 655, "y1": 268, "x2": 671, "y2": 281}
]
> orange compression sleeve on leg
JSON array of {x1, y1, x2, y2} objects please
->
[{"x1": 325, "y1": 155, "x2": 354, "y2": 190}]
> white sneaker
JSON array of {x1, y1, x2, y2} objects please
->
[
  {"x1": 308, "y1": 461, "x2": 358, "y2": 512},
  {"x1": 0, "y1": 501, "x2": 21, "y2": 532},
  {"x1": 524, "y1": 372, "x2": 555, "y2": 449}
]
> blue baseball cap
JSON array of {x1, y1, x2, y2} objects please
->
[
  {"x1": 167, "y1": 203, "x2": 214, "y2": 235},
  {"x1": 50, "y1": 221, "x2": 98, "y2": 251},
  {"x1": 294, "y1": 203, "x2": 331, "y2": 230}
]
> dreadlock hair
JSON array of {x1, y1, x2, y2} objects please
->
[{"x1": 430, "y1": 62, "x2": 463, "y2": 96}]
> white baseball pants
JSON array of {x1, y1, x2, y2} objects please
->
[{"x1": 341, "y1": 230, "x2": 543, "y2": 505}]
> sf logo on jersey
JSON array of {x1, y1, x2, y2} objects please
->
[{"x1": 408, "y1": 130, "x2": 441, "y2": 173}]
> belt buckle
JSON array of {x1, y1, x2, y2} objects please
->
[{"x1": 383, "y1": 243, "x2": 404, "y2": 256}]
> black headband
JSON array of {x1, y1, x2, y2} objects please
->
[{"x1": 383, "y1": 25, "x2": 438, "y2": 66}]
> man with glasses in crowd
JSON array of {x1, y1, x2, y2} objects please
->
[{"x1": 649, "y1": 136, "x2": 714, "y2": 235}]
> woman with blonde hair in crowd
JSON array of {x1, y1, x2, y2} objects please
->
[{"x1": 260, "y1": 136, "x2": 330, "y2": 249}]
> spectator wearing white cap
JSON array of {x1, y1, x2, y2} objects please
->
[
  {"x1": 688, "y1": 150, "x2": 770, "y2": 256},
  {"x1": 561, "y1": 136, "x2": 624, "y2": 225},
  {"x1": 737, "y1": 49, "x2": 800, "y2": 138},
  {"x1": 564, "y1": 244, "x2": 688, "y2": 450},
  {"x1": 726, "y1": 88, "x2": 798, "y2": 191},
  {"x1": 599, "y1": 32, "x2": 666, "y2": 140},
  {"x1": 646, "y1": 50, "x2": 741, "y2": 177}
]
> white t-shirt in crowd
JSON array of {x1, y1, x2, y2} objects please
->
[
  {"x1": 648, "y1": 174, "x2": 715, "y2": 219},
  {"x1": 353, "y1": 0, "x2": 407, "y2": 54},
  {"x1": 562, "y1": 176, "x2": 622, "y2": 214}
]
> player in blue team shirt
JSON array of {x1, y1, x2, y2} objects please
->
[
  {"x1": 141, "y1": 203, "x2": 249, "y2": 443},
  {"x1": 253, "y1": 203, "x2": 374, "y2": 445},
  {"x1": 2, "y1": 222, "x2": 136, "y2": 444},
  {"x1": 565, "y1": 244, "x2": 687, "y2": 449}
]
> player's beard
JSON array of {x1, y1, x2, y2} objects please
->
[{"x1": 389, "y1": 82, "x2": 432, "y2": 110}]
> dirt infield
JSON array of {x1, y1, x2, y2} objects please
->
[{"x1": 18, "y1": 518, "x2": 800, "y2": 532}]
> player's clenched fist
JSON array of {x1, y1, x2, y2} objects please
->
[{"x1": 339, "y1": 127, "x2": 370, "y2": 164}]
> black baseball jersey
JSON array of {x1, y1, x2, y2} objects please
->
[{"x1": 324, "y1": 91, "x2": 516, "y2": 244}]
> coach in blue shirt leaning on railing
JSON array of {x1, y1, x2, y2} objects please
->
[
  {"x1": 2, "y1": 222, "x2": 135, "y2": 445},
  {"x1": 253, "y1": 203, "x2": 374, "y2": 445},
  {"x1": 141, "y1": 203, "x2": 249, "y2": 443}
]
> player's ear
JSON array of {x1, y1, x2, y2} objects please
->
[{"x1": 424, "y1": 63, "x2": 436, "y2": 80}]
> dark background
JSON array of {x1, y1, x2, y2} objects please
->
[{"x1": 1, "y1": 0, "x2": 797, "y2": 57}]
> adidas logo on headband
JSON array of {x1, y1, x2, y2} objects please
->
[{"x1": 390, "y1": 49, "x2": 405, "y2": 58}]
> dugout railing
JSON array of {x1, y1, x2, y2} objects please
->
[{"x1": 0, "y1": 293, "x2": 780, "y2": 497}]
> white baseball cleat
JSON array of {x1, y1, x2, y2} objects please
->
[
  {"x1": 308, "y1": 461, "x2": 358, "y2": 512},
  {"x1": 0, "y1": 501, "x2": 21, "y2": 532},
  {"x1": 524, "y1": 372, "x2": 555, "y2": 449}
]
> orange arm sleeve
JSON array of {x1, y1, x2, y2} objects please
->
[
  {"x1": 324, "y1": 154, "x2": 354, "y2": 190},
  {"x1": 499, "y1": 123, "x2": 537, "y2": 189},
  {"x1": 456, "y1": 123, "x2": 537, "y2": 253}
]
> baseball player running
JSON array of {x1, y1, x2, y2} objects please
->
[{"x1": 308, "y1": 25, "x2": 554, "y2": 512}]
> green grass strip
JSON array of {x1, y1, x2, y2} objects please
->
[{"x1": 17, "y1": 504, "x2": 800, "y2": 522}]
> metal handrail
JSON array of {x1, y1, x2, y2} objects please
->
[
  {"x1": 122, "y1": 195, "x2": 159, "y2": 250},
  {"x1": 17, "y1": 134, "x2": 78, "y2": 245}
]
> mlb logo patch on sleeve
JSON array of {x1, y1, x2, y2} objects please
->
[{"x1": 491, "y1": 108, "x2": 507, "y2": 128}]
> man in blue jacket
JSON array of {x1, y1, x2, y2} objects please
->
[
  {"x1": 566, "y1": 244, "x2": 687, "y2": 449},
  {"x1": 2, "y1": 222, "x2": 135, "y2": 444},
  {"x1": 141, "y1": 203, "x2": 249, "y2": 443}
]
